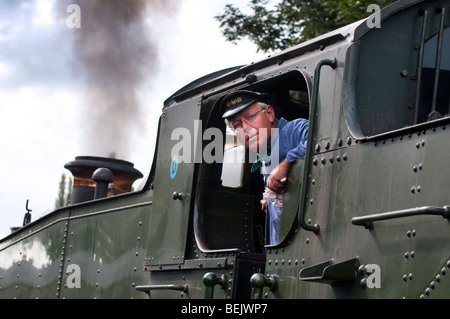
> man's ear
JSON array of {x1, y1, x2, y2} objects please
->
[{"x1": 266, "y1": 104, "x2": 276, "y2": 123}]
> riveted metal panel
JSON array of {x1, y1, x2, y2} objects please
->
[
  {"x1": 147, "y1": 97, "x2": 201, "y2": 266},
  {"x1": 0, "y1": 210, "x2": 69, "y2": 299}
]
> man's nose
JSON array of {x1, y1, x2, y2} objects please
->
[{"x1": 241, "y1": 121, "x2": 252, "y2": 131}]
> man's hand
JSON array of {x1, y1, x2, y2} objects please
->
[{"x1": 267, "y1": 159, "x2": 292, "y2": 192}]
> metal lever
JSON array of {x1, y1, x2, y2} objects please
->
[
  {"x1": 250, "y1": 273, "x2": 277, "y2": 299},
  {"x1": 202, "y1": 272, "x2": 227, "y2": 299}
]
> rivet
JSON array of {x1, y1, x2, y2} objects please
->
[
  {"x1": 360, "y1": 278, "x2": 367, "y2": 289},
  {"x1": 315, "y1": 144, "x2": 321, "y2": 152},
  {"x1": 430, "y1": 281, "x2": 436, "y2": 289},
  {"x1": 321, "y1": 158, "x2": 326, "y2": 165},
  {"x1": 409, "y1": 273, "x2": 413, "y2": 280},
  {"x1": 435, "y1": 274, "x2": 441, "y2": 282},
  {"x1": 313, "y1": 158, "x2": 318, "y2": 166},
  {"x1": 425, "y1": 288, "x2": 431, "y2": 296},
  {"x1": 404, "y1": 252, "x2": 409, "y2": 259},
  {"x1": 441, "y1": 267, "x2": 447, "y2": 275},
  {"x1": 358, "y1": 265, "x2": 366, "y2": 276},
  {"x1": 403, "y1": 274, "x2": 408, "y2": 282},
  {"x1": 343, "y1": 154, "x2": 348, "y2": 161},
  {"x1": 347, "y1": 137, "x2": 352, "y2": 145}
]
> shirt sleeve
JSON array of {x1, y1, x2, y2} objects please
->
[{"x1": 284, "y1": 119, "x2": 309, "y2": 163}]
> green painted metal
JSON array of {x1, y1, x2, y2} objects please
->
[{"x1": 1, "y1": 0, "x2": 449, "y2": 299}]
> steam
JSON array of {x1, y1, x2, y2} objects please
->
[{"x1": 57, "y1": 0, "x2": 180, "y2": 159}]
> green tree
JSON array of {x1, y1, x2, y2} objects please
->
[
  {"x1": 55, "y1": 173, "x2": 72, "y2": 209},
  {"x1": 215, "y1": 0, "x2": 397, "y2": 53}
]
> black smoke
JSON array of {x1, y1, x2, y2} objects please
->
[{"x1": 56, "y1": 0, "x2": 180, "y2": 158}]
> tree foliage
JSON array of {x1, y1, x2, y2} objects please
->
[
  {"x1": 55, "y1": 173, "x2": 72, "y2": 209},
  {"x1": 215, "y1": 0, "x2": 397, "y2": 53}
]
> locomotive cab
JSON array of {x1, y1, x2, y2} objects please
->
[{"x1": 194, "y1": 70, "x2": 312, "y2": 254}]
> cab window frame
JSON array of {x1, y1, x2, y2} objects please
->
[{"x1": 193, "y1": 69, "x2": 313, "y2": 253}]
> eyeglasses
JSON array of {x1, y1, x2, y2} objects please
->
[{"x1": 230, "y1": 110, "x2": 264, "y2": 131}]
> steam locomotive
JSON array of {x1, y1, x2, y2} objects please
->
[{"x1": 1, "y1": 0, "x2": 449, "y2": 300}]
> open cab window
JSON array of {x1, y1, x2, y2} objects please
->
[
  {"x1": 194, "y1": 70, "x2": 312, "y2": 254},
  {"x1": 345, "y1": 7, "x2": 450, "y2": 139}
]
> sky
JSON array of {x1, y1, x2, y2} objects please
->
[{"x1": 0, "y1": 0, "x2": 268, "y2": 239}]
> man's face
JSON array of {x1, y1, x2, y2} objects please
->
[{"x1": 227, "y1": 103, "x2": 276, "y2": 153}]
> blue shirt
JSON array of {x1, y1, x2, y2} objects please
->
[
  {"x1": 275, "y1": 117, "x2": 309, "y2": 163},
  {"x1": 258, "y1": 117, "x2": 309, "y2": 175},
  {"x1": 261, "y1": 117, "x2": 309, "y2": 246}
]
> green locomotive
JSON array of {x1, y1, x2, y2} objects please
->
[{"x1": 1, "y1": 0, "x2": 449, "y2": 299}]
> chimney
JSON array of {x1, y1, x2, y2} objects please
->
[{"x1": 64, "y1": 156, "x2": 143, "y2": 204}]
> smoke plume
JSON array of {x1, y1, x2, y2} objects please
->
[{"x1": 57, "y1": 0, "x2": 180, "y2": 159}]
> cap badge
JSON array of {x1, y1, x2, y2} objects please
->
[{"x1": 226, "y1": 96, "x2": 243, "y2": 108}]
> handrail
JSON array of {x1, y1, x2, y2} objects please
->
[
  {"x1": 298, "y1": 57, "x2": 337, "y2": 235},
  {"x1": 352, "y1": 205, "x2": 450, "y2": 229},
  {"x1": 135, "y1": 284, "x2": 189, "y2": 294}
]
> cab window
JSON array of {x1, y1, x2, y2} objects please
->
[
  {"x1": 194, "y1": 70, "x2": 311, "y2": 253},
  {"x1": 345, "y1": 8, "x2": 450, "y2": 139},
  {"x1": 417, "y1": 27, "x2": 450, "y2": 123}
]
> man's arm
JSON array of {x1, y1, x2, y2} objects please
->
[{"x1": 266, "y1": 158, "x2": 292, "y2": 192}]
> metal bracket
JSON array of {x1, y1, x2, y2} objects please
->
[{"x1": 299, "y1": 257, "x2": 360, "y2": 286}]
